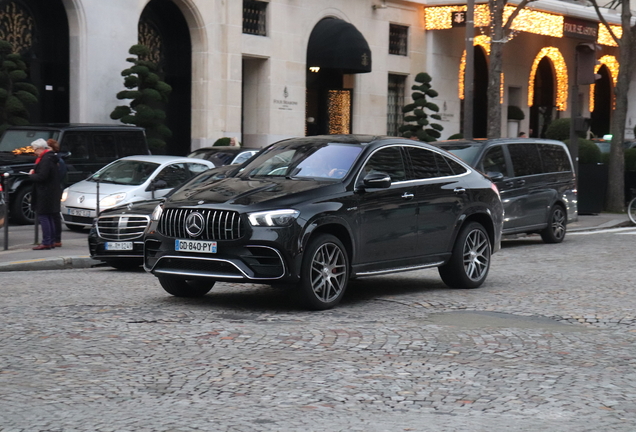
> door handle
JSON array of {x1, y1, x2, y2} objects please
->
[
  {"x1": 402, "y1": 192, "x2": 414, "y2": 200},
  {"x1": 453, "y1": 187, "x2": 466, "y2": 194},
  {"x1": 505, "y1": 181, "x2": 514, "y2": 188},
  {"x1": 517, "y1": 179, "x2": 526, "y2": 186}
]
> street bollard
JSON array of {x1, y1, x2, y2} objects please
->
[{"x1": 2, "y1": 172, "x2": 9, "y2": 250}]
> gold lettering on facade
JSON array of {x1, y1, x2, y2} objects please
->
[{"x1": 0, "y1": 2, "x2": 34, "y2": 54}]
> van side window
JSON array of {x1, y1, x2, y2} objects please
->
[
  {"x1": 93, "y1": 134, "x2": 118, "y2": 161},
  {"x1": 538, "y1": 144, "x2": 571, "y2": 173},
  {"x1": 119, "y1": 133, "x2": 148, "y2": 156},
  {"x1": 507, "y1": 143, "x2": 542, "y2": 176},
  {"x1": 61, "y1": 132, "x2": 90, "y2": 161},
  {"x1": 481, "y1": 146, "x2": 507, "y2": 176}
]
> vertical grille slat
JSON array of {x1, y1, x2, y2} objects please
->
[{"x1": 158, "y1": 209, "x2": 244, "y2": 241}]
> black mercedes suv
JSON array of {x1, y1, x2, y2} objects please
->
[{"x1": 144, "y1": 135, "x2": 504, "y2": 310}]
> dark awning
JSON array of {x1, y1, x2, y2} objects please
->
[{"x1": 307, "y1": 18, "x2": 372, "y2": 74}]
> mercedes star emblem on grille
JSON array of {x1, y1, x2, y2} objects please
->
[{"x1": 185, "y1": 212, "x2": 205, "y2": 237}]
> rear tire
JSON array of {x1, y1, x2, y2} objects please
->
[
  {"x1": 628, "y1": 197, "x2": 636, "y2": 225},
  {"x1": 11, "y1": 186, "x2": 34, "y2": 225},
  {"x1": 540, "y1": 204, "x2": 566, "y2": 243},
  {"x1": 439, "y1": 221, "x2": 491, "y2": 289},
  {"x1": 298, "y1": 233, "x2": 349, "y2": 310},
  {"x1": 158, "y1": 276, "x2": 215, "y2": 297}
]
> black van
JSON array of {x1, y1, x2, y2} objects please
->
[
  {"x1": 0, "y1": 124, "x2": 149, "y2": 224},
  {"x1": 433, "y1": 138, "x2": 578, "y2": 243}
]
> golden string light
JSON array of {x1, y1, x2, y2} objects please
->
[
  {"x1": 458, "y1": 35, "x2": 504, "y2": 103},
  {"x1": 328, "y1": 90, "x2": 351, "y2": 134},
  {"x1": 597, "y1": 24, "x2": 621, "y2": 47},
  {"x1": 528, "y1": 47, "x2": 568, "y2": 111},
  {"x1": 589, "y1": 55, "x2": 619, "y2": 112}
]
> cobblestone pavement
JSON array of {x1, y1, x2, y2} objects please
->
[{"x1": 1, "y1": 228, "x2": 636, "y2": 431}]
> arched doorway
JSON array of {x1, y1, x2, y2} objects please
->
[
  {"x1": 140, "y1": 0, "x2": 191, "y2": 155},
  {"x1": 0, "y1": 0, "x2": 69, "y2": 123},
  {"x1": 305, "y1": 18, "x2": 371, "y2": 136},
  {"x1": 590, "y1": 65, "x2": 612, "y2": 138},
  {"x1": 529, "y1": 57, "x2": 555, "y2": 138}
]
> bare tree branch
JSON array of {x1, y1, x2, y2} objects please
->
[{"x1": 589, "y1": 0, "x2": 621, "y2": 46}]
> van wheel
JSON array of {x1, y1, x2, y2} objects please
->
[
  {"x1": 298, "y1": 234, "x2": 349, "y2": 310},
  {"x1": 439, "y1": 221, "x2": 491, "y2": 289},
  {"x1": 540, "y1": 205, "x2": 566, "y2": 243},
  {"x1": 158, "y1": 276, "x2": 214, "y2": 297},
  {"x1": 11, "y1": 186, "x2": 34, "y2": 225}
]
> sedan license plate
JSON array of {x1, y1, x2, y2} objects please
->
[
  {"x1": 175, "y1": 239, "x2": 217, "y2": 253},
  {"x1": 105, "y1": 242, "x2": 133, "y2": 251},
  {"x1": 68, "y1": 208, "x2": 91, "y2": 217}
]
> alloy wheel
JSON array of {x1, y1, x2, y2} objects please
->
[
  {"x1": 310, "y1": 242, "x2": 347, "y2": 303},
  {"x1": 463, "y1": 228, "x2": 490, "y2": 281},
  {"x1": 551, "y1": 207, "x2": 566, "y2": 240}
]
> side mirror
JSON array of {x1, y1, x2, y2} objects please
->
[
  {"x1": 148, "y1": 179, "x2": 168, "y2": 191},
  {"x1": 486, "y1": 172, "x2": 504, "y2": 182},
  {"x1": 362, "y1": 172, "x2": 392, "y2": 189}
]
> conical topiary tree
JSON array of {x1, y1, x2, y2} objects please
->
[
  {"x1": 399, "y1": 72, "x2": 443, "y2": 142},
  {"x1": 111, "y1": 44, "x2": 172, "y2": 154},
  {"x1": 0, "y1": 40, "x2": 38, "y2": 134}
]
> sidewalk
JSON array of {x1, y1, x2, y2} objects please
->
[{"x1": 0, "y1": 213, "x2": 633, "y2": 272}]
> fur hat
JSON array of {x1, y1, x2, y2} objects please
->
[{"x1": 31, "y1": 138, "x2": 49, "y2": 150}]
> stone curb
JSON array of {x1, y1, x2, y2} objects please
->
[{"x1": 0, "y1": 256, "x2": 101, "y2": 272}]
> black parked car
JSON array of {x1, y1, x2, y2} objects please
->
[
  {"x1": 187, "y1": 146, "x2": 259, "y2": 167},
  {"x1": 144, "y1": 135, "x2": 504, "y2": 310},
  {"x1": 88, "y1": 166, "x2": 233, "y2": 269},
  {"x1": 433, "y1": 138, "x2": 577, "y2": 243},
  {"x1": 0, "y1": 124, "x2": 149, "y2": 224}
]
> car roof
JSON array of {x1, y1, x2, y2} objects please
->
[
  {"x1": 117, "y1": 155, "x2": 214, "y2": 165},
  {"x1": 5, "y1": 124, "x2": 145, "y2": 132},
  {"x1": 433, "y1": 138, "x2": 567, "y2": 147}
]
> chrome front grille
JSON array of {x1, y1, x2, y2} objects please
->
[
  {"x1": 97, "y1": 215, "x2": 150, "y2": 241},
  {"x1": 158, "y1": 208, "x2": 244, "y2": 240}
]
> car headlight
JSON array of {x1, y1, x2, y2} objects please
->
[
  {"x1": 100, "y1": 193, "x2": 127, "y2": 208},
  {"x1": 248, "y1": 209, "x2": 300, "y2": 227},
  {"x1": 61, "y1": 188, "x2": 69, "y2": 202},
  {"x1": 151, "y1": 204, "x2": 164, "y2": 221}
]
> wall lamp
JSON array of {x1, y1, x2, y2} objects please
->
[{"x1": 372, "y1": 1, "x2": 387, "y2": 10}]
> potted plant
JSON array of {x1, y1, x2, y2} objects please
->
[{"x1": 507, "y1": 105, "x2": 524, "y2": 137}]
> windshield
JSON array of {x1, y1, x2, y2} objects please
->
[
  {"x1": 241, "y1": 143, "x2": 362, "y2": 180},
  {"x1": 435, "y1": 143, "x2": 482, "y2": 165},
  {"x1": 91, "y1": 160, "x2": 160, "y2": 185},
  {"x1": 0, "y1": 130, "x2": 60, "y2": 154}
]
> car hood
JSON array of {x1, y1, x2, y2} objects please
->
[
  {"x1": 0, "y1": 152, "x2": 36, "y2": 170},
  {"x1": 168, "y1": 176, "x2": 338, "y2": 207},
  {"x1": 67, "y1": 180, "x2": 143, "y2": 196},
  {"x1": 99, "y1": 198, "x2": 163, "y2": 216}
]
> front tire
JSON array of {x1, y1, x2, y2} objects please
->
[
  {"x1": 298, "y1": 234, "x2": 349, "y2": 310},
  {"x1": 540, "y1": 204, "x2": 566, "y2": 243},
  {"x1": 439, "y1": 221, "x2": 491, "y2": 289},
  {"x1": 158, "y1": 276, "x2": 215, "y2": 297}
]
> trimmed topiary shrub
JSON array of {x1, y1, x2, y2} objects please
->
[
  {"x1": 507, "y1": 105, "x2": 525, "y2": 120},
  {"x1": 545, "y1": 118, "x2": 585, "y2": 141},
  {"x1": 447, "y1": 133, "x2": 463, "y2": 140},
  {"x1": 398, "y1": 72, "x2": 443, "y2": 142},
  {"x1": 0, "y1": 40, "x2": 39, "y2": 134},
  {"x1": 565, "y1": 138, "x2": 601, "y2": 164}
]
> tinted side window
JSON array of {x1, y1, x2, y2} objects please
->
[
  {"x1": 538, "y1": 144, "x2": 571, "y2": 173},
  {"x1": 154, "y1": 163, "x2": 191, "y2": 188},
  {"x1": 481, "y1": 146, "x2": 508, "y2": 176},
  {"x1": 406, "y1": 147, "x2": 438, "y2": 179},
  {"x1": 442, "y1": 155, "x2": 468, "y2": 175},
  {"x1": 61, "y1": 132, "x2": 90, "y2": 161},
  {"x1": 434, "y1": 153, "x2": 456, "y2": 176},
  {"x1": 93, "y1": 134, "x2": 118, "y2": 161},
  {"x1": 361, "y1": 147, "x2": 406, "y2": 182},
  {"x1": 118, "y1": 132, "x2": 148, "y2": 156},
  {"x1": 507, "y1": 143, "x2": 542, "y2": 176}
]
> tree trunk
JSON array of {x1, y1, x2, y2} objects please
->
[
  {"x1": 605, "y1": 3, "x2": 634, "y2": 212},
  {"x1": 487, "y1": 0, "x2": 505, "y2": 139}
]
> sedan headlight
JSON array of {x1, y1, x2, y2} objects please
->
[
  {"x1": 100, "y1": 193, "x2": 127, "y2": 208},
  {"x1": 61, "y1": 188, "x2": 69, "y2": 202},
  {"x1": 248, "y1": 209, "x2": 300, "y2": 227},
  {"x1": 151, "y1": 204, "x2": 164, "y2": 221}
]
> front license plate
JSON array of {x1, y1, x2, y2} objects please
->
[
  {"x1": 68, "y1": 208, "x2": 91, "y2": 217},
  {"x1": 175, "y1": 239, "x2": 217, "y2": 253},
  {"x1": 105, "y1": 242, "x2": 133, "y2": 251}
]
